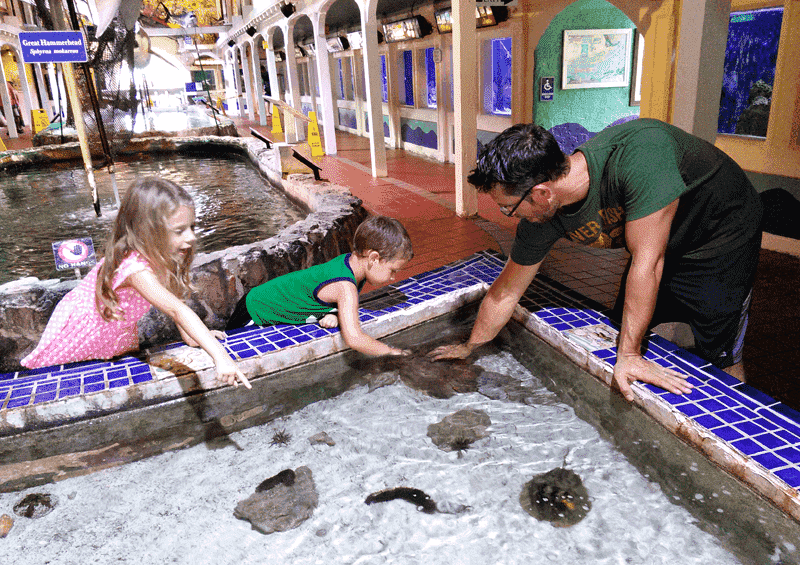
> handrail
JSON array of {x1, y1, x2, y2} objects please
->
[
  {"x1": 291, "y1": 148, "x2": 322, "y2": 181},
  {"x1": 249, "y1": 128, "x2": 322, "y2": 180},
  {"x1": 249, "y1": 127, "x2": 272, "y2": 148}
]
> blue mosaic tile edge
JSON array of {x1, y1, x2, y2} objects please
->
[
  {"x1": 520, "y1": 277, "x2": 800, "y2": 490},
  {"x1": 3, "y1": 248, "x2": 799, "y2": 492},
  {"x1": 0, "y1": 251, "x2": 505, "y2": 411}
]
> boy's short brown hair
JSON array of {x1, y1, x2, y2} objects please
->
[{"x1": 353, "y1": 215, "x2": 413, "y2": 261}]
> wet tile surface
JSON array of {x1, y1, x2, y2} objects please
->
[{"x1": 518, "y1": 266, "x2": 800, "y2": 490}]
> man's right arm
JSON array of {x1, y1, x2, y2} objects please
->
[{"x1": 430, "y1": 257, "x2": 542, "y2": 360}]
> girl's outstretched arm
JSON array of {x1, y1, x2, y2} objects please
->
[
  {"x1": 326, "y1": 281, "x2": 409, "y2": 357},
  {"x1": 126, "y1": 270, "x2": 251, "y2": 389}
]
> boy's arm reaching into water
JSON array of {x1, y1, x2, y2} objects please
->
[{"x1": 320, "y1": 280, "x2": 409, "y2": 357}]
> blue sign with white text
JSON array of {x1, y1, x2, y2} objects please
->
[{"x1": 19, "y1": 31, "x2": 88, "y2": 64}]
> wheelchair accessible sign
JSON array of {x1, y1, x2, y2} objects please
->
[{"x1": 19, "y1": 31, "x2": 88, "y2": 64}]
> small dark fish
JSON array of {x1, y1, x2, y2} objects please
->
[
  {"x1": 255, "y1": 469, "x2": 296, "y2": 493},
  {"x1": 365, "y1": 487, "x2": 436, "y2": 514}
]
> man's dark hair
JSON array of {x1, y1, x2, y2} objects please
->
[{"x1": 467, "y1": 123, "x2": 569, "y2": 196}]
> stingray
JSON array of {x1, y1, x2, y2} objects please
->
[
  {"x1": 519, "y1": 467, "x2": 591, "y2": 527},
  {"x1": 397, "y1": 357, "x2": 482, "y2": 399}
]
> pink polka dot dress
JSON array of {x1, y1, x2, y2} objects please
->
[{"x1": 21, "y1": 252, "x2": 155, "y2": 369}]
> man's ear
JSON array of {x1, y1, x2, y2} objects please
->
[
  {"x1": 367, "y1": 250, "x2": 381, "y2": 264},
  {"x1": 531, "y1": 185, "x2": 552, "y2": 204}
]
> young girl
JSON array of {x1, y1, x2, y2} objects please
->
[
  {"x1": 21, "y1": 177, "x2": 250, "y2": 389},
  {"x1": 226, "y1": 215, "x2": 413, "y2": 357}
]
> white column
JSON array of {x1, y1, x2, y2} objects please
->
[
  {"x1": 385, "y1": 42, "x2": 400, "y2": 149},
  {"x1": 252, "y1": 37, "x2": 268, "y2": 126},
  {"x1": 33, "y1": 63, "x2": 53, "y2": 119},
  {"x1": 672, "y1": 0, "x2": 730, "y2": 142},
  {"x1": 307, "y1": 55, "x2": 319, "y2": 115},
  {"x1": 265, "y1": 47, "x2": 280, "y2": 102},
  {"x1": 16, "y1": 55, "x2": 33, "y2": 127},
  {"x1": 0, "y1": 56, "x2": 16, "y2": 138},
  {"x1": 312, "y1": 13, "x2": 337, "y2": 155},
  {"x1": 241, "y1": 44, "x2": 256, "y2": 120},
  {"x1": 232, "y1": 48, "x2": 246, "y2": 117},
  {"x1": 47, "y1": 64, "x2": 65, "y2": 121},
  {"x1": 434, "y1": 36, "x2": 450, "y2": 162},
  {"x1": 360, "y1": 5, "x2": 387, "y2": 177},
  {"x1": 453, "y1": 0, "x2": 478, "y2": 217},
  {"x1": 283, "y1": 22, "x2": 304, "y2": 142},
  {"x1": 223, "y1": 52, "x2": 234, "y2": 100}
]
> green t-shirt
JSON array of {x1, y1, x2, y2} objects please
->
[
  {"x1": 245, "y1": 253, "x2": 364, "y2": 325},
  {"x1": 511, "y1": 119, "x2": 762, "y2": 265}
]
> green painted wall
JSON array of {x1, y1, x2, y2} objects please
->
[{"x1": 534, "y1": 0, "x2": 640, "y2": 132}]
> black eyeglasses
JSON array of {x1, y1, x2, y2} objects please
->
[{"x1": 499, "y1": 186, "x2": 534, "y2": 217}]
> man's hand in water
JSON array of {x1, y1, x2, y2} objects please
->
[{"x1": 428, "y1": 342, "x2": 475, "y2": 361}]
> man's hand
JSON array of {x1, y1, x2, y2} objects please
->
[
  {"x1": 428, "y1": 342, "x2": 476, "y2": 361},
  {"x1": 613, "y1": 353, "x2": 693, "y2": 402}
]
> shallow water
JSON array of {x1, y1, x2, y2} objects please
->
[
  {"x1": 0, "y1": 154, "x2": 305, "y2": 284},
  {"x1": 0, "y1": 352, "x2": 740, "y2": 564}
]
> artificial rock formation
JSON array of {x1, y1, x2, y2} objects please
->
[{"x1": 234, "y1": 466, "x2": 318, "y2": 534}]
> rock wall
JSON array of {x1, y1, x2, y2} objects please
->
[{"x1": 0, "y1": 137, "x2": 368, "y2": 371}]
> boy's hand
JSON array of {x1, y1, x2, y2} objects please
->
[{"x1": 319, "y1": 313, "x2": 339, "y2": 328}]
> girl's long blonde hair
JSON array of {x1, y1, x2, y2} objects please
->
[{"x1": 96, "y1": 177, "x2": 196, "y2": 321}]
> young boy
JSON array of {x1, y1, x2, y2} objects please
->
[{"x1": 225, "y1": 215, "x2": 413, "y2": 357}]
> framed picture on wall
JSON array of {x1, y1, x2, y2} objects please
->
[
  {"x1": 562, "y1": 28, "x2": 633, "y2": 89},
  {"x1": 630, "y1": 32, "x2": 644, "y2": 106}
]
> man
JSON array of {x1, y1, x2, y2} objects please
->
[{"x1": 432, "y1": 118, "x2": 763, "y2": 401}]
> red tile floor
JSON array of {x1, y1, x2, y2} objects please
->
[{"x1": 3, "y1": 115, "x2": 797, "y2": 410}]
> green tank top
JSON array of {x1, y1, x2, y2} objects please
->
[{"x1": 245, "y1": 253, "x2": 363, "y2": 325}]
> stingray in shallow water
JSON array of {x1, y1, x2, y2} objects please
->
[
  {"x1": 365, "y1": 487, "x2": 437, "y2": 513},
  {"x1": 397, "y1": 357, "x2": 482, "y2": 399},
  {"x1": 519, "y1": 467, "x2": 591, "y2": 527}
]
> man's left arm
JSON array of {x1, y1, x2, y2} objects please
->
[{"x1": 614, "y1": 199, "x2": 693, "y2": 401}]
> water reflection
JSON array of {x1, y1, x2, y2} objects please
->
[{"x1": 0, "y1": 154, "x2": 306, "y2": 284}]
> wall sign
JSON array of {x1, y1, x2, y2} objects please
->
[
  {"x1": 540, "y1": 76, "x2": 555, "y2": 101},
  {"x1": 19, "y1": 31, "x2": 88, "y2": 63}
]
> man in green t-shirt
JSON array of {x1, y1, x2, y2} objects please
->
[{"x1": 432, "y1": 119, "x2": 762, "y2": 402}]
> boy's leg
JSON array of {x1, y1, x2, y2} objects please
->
[{"x1": 225, "y1": 291, "x2": 253, "y2": 331}]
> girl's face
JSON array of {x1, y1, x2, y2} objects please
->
[
  {"x1": 365, "y1": 254, "x2": 409, "y2": 286},
  {"x1": 166, "y1": 205, "x2": 196, "y2": 260}
]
